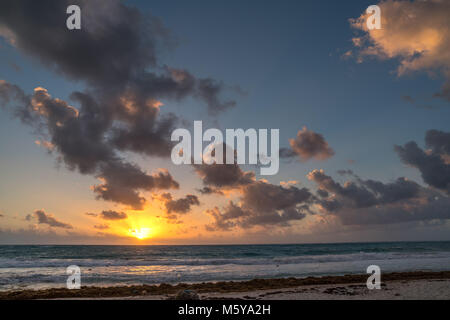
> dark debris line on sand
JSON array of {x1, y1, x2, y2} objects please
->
[{"x1": 1, "y1": 271, "x2": 450, "y2": 300}]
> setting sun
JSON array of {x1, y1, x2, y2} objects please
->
[{"x1": 129, "y1": 228, "x2": 152, "y2": 240}]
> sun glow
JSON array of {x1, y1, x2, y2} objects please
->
[{"x1": 129, "y1": 228, "x2": 152, "y2": 240}]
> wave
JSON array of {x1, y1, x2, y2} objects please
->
[{"x1": 1, "y1": 251, "x2": 450, "y2": 268}]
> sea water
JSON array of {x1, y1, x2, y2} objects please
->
[{"x1": 1, "y1": 241, "x2": 449, "y2": 291}]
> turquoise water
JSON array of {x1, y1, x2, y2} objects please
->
[{"x1": 1, "y1": 242, "x2": 449, "y2": 291}]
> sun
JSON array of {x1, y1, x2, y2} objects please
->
[{"x1": 129, "y1": 228, "x2": 152, "y2": 240}]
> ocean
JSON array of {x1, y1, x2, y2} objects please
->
[{"x1": 1, "y1": 241, "x2": 450, "y2": 291}]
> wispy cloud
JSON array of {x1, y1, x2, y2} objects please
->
[{"x1": 25, "y1": 210, "x2": 73, "y2": 229}]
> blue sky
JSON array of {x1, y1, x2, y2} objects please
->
[{"x1": 133, "y1": 0, "x2": 449, "y2": 184}]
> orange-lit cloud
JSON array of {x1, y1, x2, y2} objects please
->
[
  {"x1": 34, "y1": 139, "x2": 55, "y2": 151},
  {"x1": 280, "y1": 127, "x2": 334, "y2": 161},
  {"x1": 350, "y1": 0, "x2": 450, "y2": 99}
]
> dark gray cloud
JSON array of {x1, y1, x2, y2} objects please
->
[
  {"x1": 26, "y1": 210, "x2": 73, "y2": 229},
  {"x1": 306, "y1": 131, "x2": 450, "y2": 226},
  {"x1": 194, "y1": 163, "x2": 255, "y2": 189},
  {"x1": 280, "y1": 127, "x2": 334, "y2": 161},
  {"x1": 85, "y1": 210, "x2": 127, "y2": 220},
  {"x1": 425, "y1": 130, "x2": 450, "y2": 155},
  {"x1": 198, "y1": 145, "x2": 314, "y2": 230},
  {"x1": 160, "y1": 193, "x2": 200, "y2": 218},
  {"x1": 205, "y1": 202, "x2": 249, "y2": 231},
  {"x1": 0, "y1": 1, "x2": 161, "y2": 87},
  {"x1": 193, "y1": 143, "x2": 255, "y2": 189},
  {"x1": 395, "y1": 130, "x2": 450, "y2": 194},
  {"x1": 0, "y1": 0, "x2": 237, "y2": 209},
  {"x1": 308, "y1": 169, "x2": 450, "y2": 225},
  {"x1": 205, "y1": 181, "x2": 314, "y2": 231},
  {"x1": 336, "y1": 194, "x2": 450, "y2": 225},
  {"x1": 316, "y1": 188, "x2": 329, "y2": 198},
  {"x1": 0, "y1": 84, "x2": 180, "y2": 209},
  {"x1": 242, "y1": 181, "x2": 312, "y2": 214},
  {"x1": 0, "y1": 80, "x2": 27, "y2": 105},
  {"x1": 99, "y1": 210, "x2": 128, "y2": 221},
  {"x1": 197, "y1": 186, "x2": 224, "y2": 195},
  {"x1": 93, "y1": 162, "x2": 179, "y2": 209},
  {"x1": 308, "y1": 169, "x2": 420, "y2": 210},
  {"x1": 110, "y1": 109, "x2": 178, "y2": 158},
  {"x1": 0, "y1": 0, "x2": 237, "y2": 114},
  {"x1": 195, "y1": 78, "x2": 237, "y2": 115}
]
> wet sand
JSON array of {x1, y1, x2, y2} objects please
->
[{"x1": 1, "y1": 271, "x2": 449, "y2": 300}]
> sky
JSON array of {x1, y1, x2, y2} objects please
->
[{"x1": 0, "y1": 0, "x2": 449, "y2": 244}]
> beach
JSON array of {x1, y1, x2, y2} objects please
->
[
  {"x1": 2, "y1": 242, "x2": 450, "y2": 292},
  {"x1": 1, "y1": 271, "x2": 449, "y2": 300},
  {"x1": 1, "y1": 243, "x2": 450, "y2": 300}
]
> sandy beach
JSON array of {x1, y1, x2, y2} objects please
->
[
  {"x1": 1, "y1": 271, "x2": 449, "y2": 300},
  {"x1": 198, "y1": 279, "x2": 450, "y2": 300}
]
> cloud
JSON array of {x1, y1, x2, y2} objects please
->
[
  {"x1": 0, "y1": 84, "x2": 181, "y2": 209},
  {"x1": 159, "y1": 193, "x2": 200, "y2": 219},
  {"x1": 93, "y1": 224, "x2": 109, "y2": 230},
  {"x1": 195, "y1": 143, "x2": 315, "y2": 231},
  {"x1": 426, "y1": 129, "x2": 450, "y2": 155},
  {"x1": 308, "y1": 169, "x2": 450, "y2": 225},
  {"x1": 98, "y1": 210, "x2": 128, "y2": 221},
  {"x1": 85, "y1": 212, "x2": 98, "y2": 217},
  {"x1": 350, "y1": 0, "x2": 450, "y2": 101},
  {"x1": 197, "y1": 186, "x2": 224, "y2": 195},
  {"x1": 205, "y1": 202, "x2": 249, "y2": 231},
  {"x1": 395, "y1": 129, "x2": 450, "y2": 194},
  {"x1": 308, "y1": 169, "x2": 420, "y2": 209},
  {"x1": 205, "y1": 180, "x2": 314, "y2": 231},
  {"x1": 92, "y1": 163, "x2": 179, "y2": 209},
  {"x1": 25, "y1": 210, "x2": 73, "y2": 229},
  {"x1": 193, "y1": 145, "x2": 255, "y2": 189},
  {"x1": 279, "y1": 180, "x2": 299, "y2": 187},
  {"x1": 280, "y1": 127, "x2": 334, "y2": 161},
  {"x1": 194, "y1": 163, "x2": 255, "y2": 189},
  {"x1": 0, "y1": 80, "x2": 28, "y2": 115},
  {"x1": 0, "y1": 0, "x2": 238, "y2": 208},
  {"x1": 0, "y1": 0, "x2": 237, "y2": 113},
  {"x1": 85, "y1": 210, "x2": 127, "y2": 220},
  {"x1": 195, "y1": 78, "x2": 237, "y2": 115}
]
